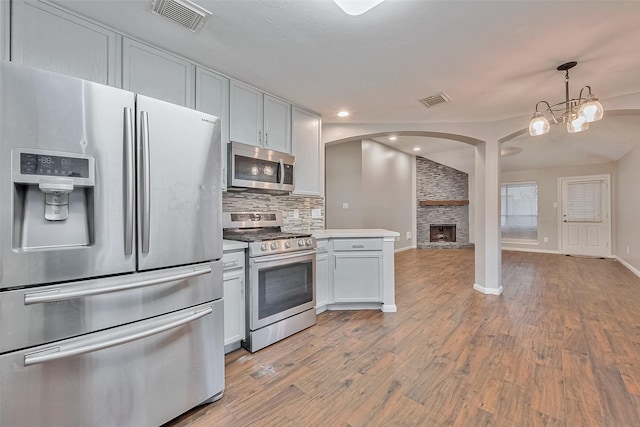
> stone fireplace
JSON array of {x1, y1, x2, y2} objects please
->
[
  {"x1": 416, "y1": 157, "x2": 472, "y2": 249},
  {"x1": 430, "y1": 224, "x2": 456, "y2": 243}
]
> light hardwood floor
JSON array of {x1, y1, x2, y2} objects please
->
[{"x1": 166, "y1": 249, "x2": 640, "y2": 426}]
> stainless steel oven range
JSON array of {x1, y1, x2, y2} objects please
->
[{"x1": 223, "y1": 212, "x2": 316, "y2": 352}]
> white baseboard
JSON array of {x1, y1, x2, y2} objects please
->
[
  {"x1": 473, "y1": 283, "x2": 503, "y2": 295},
  {"x1": 502, "y1": 247, "x2": 560, "y2": 254},
  {"x1": 615, "y1": 256, "x2": 640, "y2": 278},
  {"x1": 395, "y1": 245, "x2": 416, "y2": 253}
]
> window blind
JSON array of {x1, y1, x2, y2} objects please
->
[
  {"x1": 567, "y1": 180, "x2": 602, "y2": 222},
  {"x1": 501, "y1": 182, "x2": 538, "y2": 240}
]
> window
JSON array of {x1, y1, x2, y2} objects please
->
[{"x1": 501, "y1": 182, "x2": 538, "y2": 240}]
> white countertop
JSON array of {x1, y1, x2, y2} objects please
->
[
  {"x1": 223, "y1": 239, "x2": 248, "y2": 252},
  {"x1": 312, "y1": 229, "x2": 400, "y2": 239}
]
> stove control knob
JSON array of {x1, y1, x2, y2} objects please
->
[
  {"x1": 260, "y1": 243, "x2": 268, "y2": 251},
  {"x1": 305, "y1": 239, "x2": 313, "y2": 246},
  {"x1": 285, "y1": 241, "x2": 291, "y2": 249},
  {"x1": 298, "y1": 239, "x2": 305, "y2": 246},
  {"x1": 270, "y1": 242, "x2": 278, "y2": 250}
]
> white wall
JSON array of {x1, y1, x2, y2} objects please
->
[
  {"x1": 325, "y1": 139, "x2": 415, "y2": 250},
  {"x1": 616, "y1": 143, "x2": 640, "y2": 274},
  {"x1": 361, "y1": 139, "x2": 415, "y2": 249},
  {"x1": 502, "y1": 162, "x2": 617, "y2": 253},
  {"x1": 325, "y1": 141, "x2": 363, "y2": 228}
]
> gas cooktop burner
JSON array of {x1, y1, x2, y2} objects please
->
[
  {"x1": 223, "y1": 231, "x2": 312, "y2": 243},
  {"x1": 222, "y1": 211, "x2": 316, "y2": 256}
]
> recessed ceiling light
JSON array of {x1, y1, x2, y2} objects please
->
[
  {"x1": 337, "y1": 111, "x2": 350, "y2": 118},
  {"x1": 389, "y1": 136, "x2": 397, "y2": 141},
  {"x1": 413, "y1": 147, "x2": 420, "y2": 151}
]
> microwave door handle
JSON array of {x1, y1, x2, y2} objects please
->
[
  {"x1": 123, "y1": 107, "x2": 135, "y2": 256},
  {"x1": 140, "y1": 110, "x2": 151, "y2": 254},
  {"x1": 278, "y1": 159, "x2": 284, "y2": 188}
]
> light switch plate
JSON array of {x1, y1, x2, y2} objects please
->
[
  {"x1": 311, "y1": 208, "x2": 322, "y2": 219},
  {"x1": 342, "y1": 202, "x2": 349, "y2": 209},
  {"x1": 293, "y1": 209, "x2": 299, "y2": 219}
]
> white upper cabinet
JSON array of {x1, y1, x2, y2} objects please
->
[
  {"x1": 229, "y1": 81, "x2": 263, "y2": 147},
  {"x1": 11, "y1": 0, "x2": 118, "y2": 85},
  {"x1": 262, "y1": 95, "x2": 291, "y2": 153},
  {"x1": 122, "y1": 38, "x2": 194, "y2": 108},
  {"x1": 195, "y1": 67, "x2": 230, "y2": 189},
  {"x1": 292, "y1": 107, "x2": 323, "y2": 196},
  {"x1": 229, "y1": 80, "x2": 291, "y2": 153}
]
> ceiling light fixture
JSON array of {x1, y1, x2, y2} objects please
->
[
  {"x1": 337, "y1": 111, "x2": 350, "y2": 117},
  {"x1": 332, "y1": 0, "x2": 385, "y2": 16},
  {"x1": 528, "y1": 61, "x2": 604, "y2": 137},
  {"x1": 389, "y1": 136, "x2": 397, "y2": 141},
  {"x1": 413, "y1": 147, "x2": 420, "y2": 151}
]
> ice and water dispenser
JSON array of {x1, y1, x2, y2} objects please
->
[{"x1": 12, "y1": 148, "x2": 95, "y2": 250}]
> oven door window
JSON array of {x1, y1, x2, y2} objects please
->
[{"x1": 258, "y1": 260, "x2": 313, "y2": 320}]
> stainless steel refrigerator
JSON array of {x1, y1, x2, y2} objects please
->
[{"x1": 0, "y1": 61, "x2": 224, "y2": 426}]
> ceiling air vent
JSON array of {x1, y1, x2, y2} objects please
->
[
  {"x1": 151, "y1": 0, "x2": 211, "y2": 32},
  {"x1": 418, "y1": 91, "x2": 452, "y2": 108}
]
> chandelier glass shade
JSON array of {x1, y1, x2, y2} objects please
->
[{"x1": 528, "y1": 61, "x2": 604, "y2": 136}]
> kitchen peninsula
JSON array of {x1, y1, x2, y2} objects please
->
[{"x1": 313, "y1": 229, "x2": 399, "y2": 313}]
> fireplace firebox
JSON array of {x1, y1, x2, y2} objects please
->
[{"x1": 429, "y1": 224, "x2": 456, "y2": 243}]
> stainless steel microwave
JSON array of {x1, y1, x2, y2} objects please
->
[{"x1": 227, "y1": 142, "x2": 295, "y2": 193}]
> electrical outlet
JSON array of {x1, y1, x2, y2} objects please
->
[
  {"x1": 406, "y1": 232, "x2": 412, "y2": 240},
  {"x1": 293, "y1": 209, "x2": 299, "y2": 219},
  {"x1": 311, "y1": 208, "x2": 322, "y2": 219},
  {"x1": 627, "y1": 246, "x2": 630, "y2": 254},
  {"x1": 342, "y1": 202, "x2": 349, "y2": 209},
  {"x1": 543, "y1": 237, "x2": 549, "y2": 243},
  {"x1": 553, "y1": 202, "x2": 558, "y2": 208}
]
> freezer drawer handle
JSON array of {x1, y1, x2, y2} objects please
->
[
  {"x1": 23, "y1": 266, "x2": 212, "y2": 305},
  {"x1": 24, "y1": 306, "x2": 213, "y2": 366}
]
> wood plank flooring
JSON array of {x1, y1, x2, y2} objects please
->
[{"x1": 166, "y1": 249, "x2": 640, "y2": 426}]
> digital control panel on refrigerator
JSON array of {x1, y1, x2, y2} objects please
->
[{"x1": 20, "y1": 153, "x2": 90, "y2": 178}]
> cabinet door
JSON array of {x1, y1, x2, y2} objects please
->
[
  {"x1": 333, "y1": 252, "x2": 382, "y2": 302},
  {"x1": 316, "y1": 252, "x2": 329, "y2": 309},
  {"x1": 196, "y1": 67, "x2": 230, "y2": 189},
  {"x1": 122, "y1": 38, "x2": 194, "y2": 107},
  {"x1": 263, "y1": 94, "x2": 291, "y2": 153},
  {"x1": 292, "y1": 106, "x2": 322, "y2": 196},
  {"x1": 11, "y1": 0, "x2": 118, "y2": 85},
  {"x1": 229, "y1": 80, "x2": 262, "y2": 147},
  {"x1": 223, "y1": 269, "x2": 245, "y2": 346}
]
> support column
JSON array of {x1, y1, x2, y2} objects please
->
[{"x1": 473, "y1": 140, "x2": 502, "y2": 295}]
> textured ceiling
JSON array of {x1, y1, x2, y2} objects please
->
[{"x1": 52, "y1": 0, "x2": 640, "y2": 170}]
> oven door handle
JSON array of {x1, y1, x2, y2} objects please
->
[{"x1": 251, "y1": 250, "x2": 316, "y2": 264}]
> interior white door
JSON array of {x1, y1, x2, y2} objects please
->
[{"x1": 560, "y1": 175, "x2": 610, "y2": 257}]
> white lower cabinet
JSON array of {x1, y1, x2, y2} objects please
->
[
  {"x1": 222, "y1": 250, "x2": 245, "y2": 353},
  {"x1": 315, "y1": 239, "x2": 329, "y2": 312},
  {"x1": 333, "y1": 252, "x2": 382, "y2": 302}
]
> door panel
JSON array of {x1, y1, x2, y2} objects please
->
[
  {"x1": 0, "y1": 62, "x2": 136, "y2": 290},
  {"x1": 560, "y1": 175, "x2": 610, "y2": 257},
  {"x1": 0, "y1": 300, "x2": 224, "y2": 427},
  {"x1": 136, "y1": 95, "x2": 222, "y2": 270}
]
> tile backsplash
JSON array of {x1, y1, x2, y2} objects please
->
[{"x1": 223, "y1": 192, "x2": 325, "y2": 231}]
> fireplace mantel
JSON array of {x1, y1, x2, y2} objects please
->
[{"x1": 419, "y1": 200, "x2": 469, "y2": 206}]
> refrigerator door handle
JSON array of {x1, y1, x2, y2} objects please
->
[
  {"x1": 23, "y1": 305, "x2": 213, "y2": 366},
  {"x1": 140, "y1": 110, "x2": 151, "y2": 254},
  {"x1": 124, "y1": 107, "x2": 135, "y2": 256},
  {"x1": 23, "y1": 265, "x2": 212, "y2": 305}
]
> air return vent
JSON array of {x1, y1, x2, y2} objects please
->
[
  {"x1": 418, "y1": 91, "x2": 452, "y2": 108},
  {"x1": 151, "y1": 0, "x2": 211, "y2": 32}
]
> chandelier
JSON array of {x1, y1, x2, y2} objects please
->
[{"x1": 528, "y1": 61, "x2": 604, "y2": 136}]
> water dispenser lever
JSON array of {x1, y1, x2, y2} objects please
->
[{"x1": 39, "y1": 179, "x2": 74, "y2": 221}]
